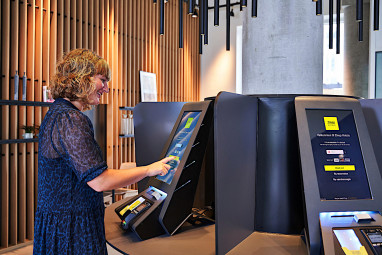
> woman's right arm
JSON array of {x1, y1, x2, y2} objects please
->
[{"x1": 87, "y1": 156, "x2": 175, "y2": 192}]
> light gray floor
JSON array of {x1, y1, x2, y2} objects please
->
[{"x1": 0, "y1": 243, "x2": 122, "y2": 255}]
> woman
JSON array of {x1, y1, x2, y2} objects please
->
[{"x1": 33, "y1": 49, "x2": 173, "y2": 254}]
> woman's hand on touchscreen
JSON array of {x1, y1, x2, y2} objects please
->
[{"x1": 146, "y1": 156, "x2": 176, "y2": 177}]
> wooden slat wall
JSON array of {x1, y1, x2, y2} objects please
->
[{"x1": 0, "y1": 0, "x2": 199, "y2": 250}]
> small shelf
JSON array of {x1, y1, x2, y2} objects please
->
[
  {"x1": 0, "y1": 138, "x2": 38, "y2": 145},
  {"x1": 119, "y1": 134, "x2": 134, "y2": 138},
  {"x1": 119, "y1": 106, "x2": 134, "y2": 111},
  {"x1": 0, "y1": 100, "x2": 52, "y2": 107}
]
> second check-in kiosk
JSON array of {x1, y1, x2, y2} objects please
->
[
  {"x1": 115, "y1": 101, "x2": 213, "y2": 240},
  {"x1": 295, "y1": 96, "x2": 382, "y2": 255}
]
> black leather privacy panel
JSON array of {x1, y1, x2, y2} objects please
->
[
  {"x1": 255, "y1": 96, "x2": 304, "y2": 235},
  {"x1": 214, "y1": 92, "x2": 258, "y2": 255},
  {"x1": 360, "y1": 99, "x2": 382, "y2": 178}
]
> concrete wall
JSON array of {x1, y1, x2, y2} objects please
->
[
  {"x1": 369, "y1": 0, "x2": 382, "y2": 98},
  {"x1": 200, "y1": 5, "x2": 243, "y2": 100}
]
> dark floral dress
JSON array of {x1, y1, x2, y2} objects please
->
[{"x1": 33, "y1": 98, "x2": 108, "y2": 255}]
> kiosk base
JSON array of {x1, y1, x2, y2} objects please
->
[
  {"x1": 320, "y1": 211, "x2": 382, "y2": 255},
  {"x1": 115, "y1": 187, "x2": 168, "y2": 240}
]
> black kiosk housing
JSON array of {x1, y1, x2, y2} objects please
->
[
  {"x1": 295, "y1": 96, "x2": 382, "y2": 255},
  {"x1": 115, "y1": 101, "x2": 213, "y2": 240}
]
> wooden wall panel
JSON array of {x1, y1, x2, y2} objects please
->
[{"x1": 0, "y1": 0, "x2": 199, "y2": 250}]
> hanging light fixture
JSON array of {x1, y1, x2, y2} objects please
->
[
  {"x1": 375, "y1": 0, "x2": 380, "y2": 30},
  {"x1": 252, "y1": 0, "x2": 257, "y2": 17},
  {"x1": 160, "y1": 0, "x2": 164, "y2": 35},
  {"x1": 201, "y1": 0, "x2": 205, "y2": 35},
  {"x1": 336, "y1": 0, "x2": 341, "y2": 54},
  {"x1": 356, "y1": 0, "x2": 363, "y2": 21},
  {"x1": 179, "y1": 0, "x2": 183, "y2": 48},
  {"x1": 204, "y1": 0, "x2": 208, "y2": 44},
  {"x1": 241, "y1": 0, "x2": 247, "y2": 7},
  {"x1": 227, "y1": 0, "x2": 231, "y2": 50},
  {"x1": 316, "y1": 0, "x2": 322, "y2": 16},
  {"x1": 192, "y1": 8, "x2": 198, "y2": 18},
  {"x1": 199, "y1": 0, "x2": 203, "y2": 54},
  {"x1": 214, "y1": 0, "x2": 219, "y2": 26},
  {"x1": 329, "y1": 0, "x2": 334, "y2": 49},
  {"x1": 356, "y1": 0, "x2": 363, "y2": 41},
  {"x1": 189, "y1": 0, "x2": 194, "y2": 14},
  {"x1": 359, "y1": 21, "x2": 363, "y2": 41}
]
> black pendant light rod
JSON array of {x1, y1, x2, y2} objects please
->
[
  {"x1": 179, "y1": 0, "x2": 183, "y2": 48},
  {"x1": 199, "y1": 0, "x2": 203, "y2": 54},
  {"x1": 207, "y1": 2, "x2": 242, "y2": 10},
  {"x1": 252, "y1": 0, "x2": 257, "y2": 17},
  {"x1": 375, "y1": 0, "x2": 380, "y2": 30},
  {"x1": 201, "y1": 0, "x2": 205, "y2": 34},
  {"x1": 199, "y1": 33, "x2": 203, "y2": 54},
  {"x1": 214, "y1": 0, "x2": 219, "y2": 26},
  {"x1": 204, "y1": 0, "x2": 208, "y2": 44},
  {"x1": 336, "y1": 0, "x2": 341, "y2": 54},
  {"x1": 329, "y1": 0, "x2": 333, "y2": 49},
  {"x1": 242, "y1": 0, "x2": 247, "y2": 7},
  {"x1": 359, "y1": 20, "x2": 363, "y2": 41},
  {"x1": 227, "y1": 0, "x2": 231, "y2": 50},
  {"x1": 189, "y1": 0, "x2": 194, "y2": 14},
  {"x1": 316, "y1": 0, "x2": 322, "y2": 16},
  {"x1": 356, "y1": 0, "x2": 363, "y2": 21},
  {"x1": 160, "y1": 0, "x2": 164, "y2": 35}
]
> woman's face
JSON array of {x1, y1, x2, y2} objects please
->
[{"x1": 89, "y1": 74, "x2": 109, "y2": 105}]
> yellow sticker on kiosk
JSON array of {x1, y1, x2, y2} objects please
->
[
  {"x1": 324, "y1": 117, "x2": 339, "y2": 130},
  {"x1": 324, "y1": 165, "x2": 355, "y2": 171},
  {"x1": 119, "y1": 197, "x2": 145, "y2": 216},
  {"x1": 342, "y1": 246, "x2": 368, "y2": 255}
]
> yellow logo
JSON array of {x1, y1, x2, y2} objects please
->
[{"x1": 324, "y1": 117, "x2": 339, "y2": 130}]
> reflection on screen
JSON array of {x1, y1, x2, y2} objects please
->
[{"x1": 156, "y1": 111, "x2": 201, "y2": 184}]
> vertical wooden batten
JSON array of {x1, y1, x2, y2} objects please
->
[
  {"x1": 18, "y1": 0, "x2": 28, "y2": 244},
  {"x1": 26, "y1": 0, "x2": 36, "y2": 240},
  {"x1": 1, "y1": 0, "x2": 10, "y2": 249}
]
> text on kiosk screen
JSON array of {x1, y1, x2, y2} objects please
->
[
  {"x1": 306, "y1": 109, "x2": 371, "y2": 200},
  {"x1": 156, "y1": 111, "x2": 201, "y2": 185}
]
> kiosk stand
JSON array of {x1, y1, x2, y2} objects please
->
[
  {"x1": 295, "y1": 96, "x2": 382, "y2": 255},
  {"x1": 115, "y1": 101, "x2": 213, "y2": 240}
]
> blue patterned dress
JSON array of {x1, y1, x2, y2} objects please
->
[{"x1": 33, "y1": 98, "x2": 108, "y2": 255}]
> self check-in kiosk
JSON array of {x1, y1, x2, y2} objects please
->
[
  {"x1": 115, "y1": 101, "x2": 213, "y2": 240},
  {"x1": 295, "y1": 96, "x2": 382, "y2": 255}
]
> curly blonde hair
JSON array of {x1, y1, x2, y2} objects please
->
[{"x1": 50, "y1": 49, "x2": 111, "y2": 111}]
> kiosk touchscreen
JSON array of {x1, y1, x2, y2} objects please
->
[
  {"x1": 295, "y1": 96, "x2": 382, "y2": 255},
  {"x1": 115, "y1": 101, "x2": 213, "y2": 240},
  {"x1": 306, "y1": 109, "x2": 371, "y2": 201},
  {"x1": 156, "y1": 111, "x2": 201, "y2": 184}
]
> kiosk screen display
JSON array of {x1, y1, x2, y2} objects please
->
[
  {"x1": 156, "y1": 111, "x2": 201, "y2": 184},
  {"x1": 306, "y1": 109, "x2": 371, "y2": 200}
]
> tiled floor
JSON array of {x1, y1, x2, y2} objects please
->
[{"x1": 0, "y1": 243, "x2": 122, "y2": 255}]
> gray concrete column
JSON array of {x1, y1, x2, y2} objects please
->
[
  {"x1": 343, "y1": 3, "x2": 370, "y2": 98},
  {"x1": 242, "y1": 1, "x2": 323, "y2": 94}
]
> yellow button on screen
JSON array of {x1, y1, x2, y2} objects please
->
[
  {"x1": 324, "y1": 165, "x2": 355, "y2": 171},
  {"x1": 185, "y1": 118, "x2": 194, "y2": 128},
  {"x1": 324, "y1": 117, "x2": 339, "y2": 130}
]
